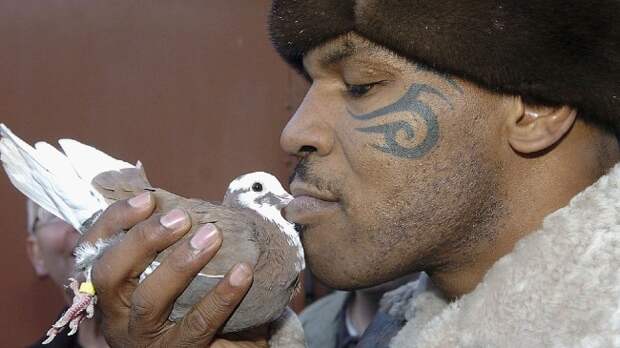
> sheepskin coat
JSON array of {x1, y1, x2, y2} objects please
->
[
  {"x1": 379, "y1": 164, "x2": 620, "y2": 347},
  {"x1": 271, "y1": 162, "x2": 620, "y2": 348}
]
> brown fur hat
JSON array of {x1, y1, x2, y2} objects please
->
[{"x1": 269, "y1": 0, "x2": 620, "y2": 129}]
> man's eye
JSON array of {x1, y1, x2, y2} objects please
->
[{"x1": 345, "y1": 83, "x2": 377, "y2": 98}]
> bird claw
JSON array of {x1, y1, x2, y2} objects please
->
[
  {"x1": 67, "y1": 314, "x2": 83, "y2": 336},
  {"x1": 42, "y1": 278, "x2": 97, "y2": 344}
]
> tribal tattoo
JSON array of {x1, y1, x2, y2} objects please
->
[{"x1": 348, "y1": 74, "x2": 461, "y2": 159}]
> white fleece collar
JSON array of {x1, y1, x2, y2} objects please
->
[{"x1": 388, "y1": 164, "x2": 620, "y2": 348}]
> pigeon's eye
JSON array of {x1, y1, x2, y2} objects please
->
[{"x1": 252, "y1": 182, "x2": 263, "y2": 192}]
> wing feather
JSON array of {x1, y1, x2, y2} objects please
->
[{"x1": 0, "y1": 124, "x2": 134, "y2": 232}]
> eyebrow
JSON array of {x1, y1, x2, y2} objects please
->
[{"x1": 318, "y1": 40, "x2": 356, "y2": 68}]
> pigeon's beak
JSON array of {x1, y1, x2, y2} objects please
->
[{"x1": 275, "y1": 193, "x2": 294, "y2": 209}]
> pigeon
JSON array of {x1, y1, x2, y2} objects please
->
[{"x1": 0, "y1": 124, "x2": 304, "y2": 344}]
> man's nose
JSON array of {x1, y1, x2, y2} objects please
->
[{"x1": 280, "y1": 86, "x2": 335, "y2": 157}]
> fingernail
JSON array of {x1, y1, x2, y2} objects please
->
[
  {"x1": 190, "y1": 223, "x2": 220, "y2": 250},
  {"x1": 229, "y1": 263, "x2": 252, "y2": 287},
  {"x1": 160, "y1": 209, "x2": 187, "y2": 229},
  {"x1": 128, "y1": 192, "x2": 151, "y2": 208}
]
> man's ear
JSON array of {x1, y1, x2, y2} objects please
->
[
  {"x1": 506, "y1": 99, "x2": 577, "y2": 154},
  {"x1": 26, "y1": 235, "x2": 48, "y2": 277}
]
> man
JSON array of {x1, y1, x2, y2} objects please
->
[
  {"x1": 78, "y1": 0, "x2": 620, "y2": 346},
  {"x1": 25, "y1": 200, "x2": 109, "y2": 348}
]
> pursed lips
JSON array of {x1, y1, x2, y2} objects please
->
[
  {"x1": 289, "y1": 181, "x2": 339, "y2": 202},
  {"x1": 284, "y1": 181, "x2": 340, "y2": 225}
]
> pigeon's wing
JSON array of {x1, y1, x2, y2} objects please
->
[
  {"x1": 92, "y1": 166, "x2": 154, "y2": 203},
  {"x1": 0, "y1": 124, "x2": 133, "y2": 232}
]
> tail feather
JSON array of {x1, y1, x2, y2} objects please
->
[
  {"x1": 0, "y1": 135, "x2": 59, "y2": 222},
  {"x1": 0, "y1": 124, "x2": 134, "y2": 233}
]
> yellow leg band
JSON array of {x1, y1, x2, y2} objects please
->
[{"x1": 79, "y1": 282, "x2": 96, "y2": 295}]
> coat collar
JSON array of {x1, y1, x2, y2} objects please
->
[{"x1": 386, "y1": 164, "x2": 620, "y2": 347}]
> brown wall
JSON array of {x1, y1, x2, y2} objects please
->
[{"x1": 0, "y1": 1, "x2": 309, "y2": 346}]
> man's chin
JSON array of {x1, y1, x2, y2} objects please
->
[
  {"x1": 300, "y1": 222, "x2": 412, "y2": 289},
  {"x1": 304, "y1": 254, "x2": 385, "y2": 290}
]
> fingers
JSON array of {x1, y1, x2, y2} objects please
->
[
  {"x1": 92, "y1": 209, "x2": 192, "y2": 294},
  {"x1": 80, "y1": 192, "x2": 156, "y2": 245},
  {"x1": 91, "y1": 208, "x2": 191, "y2": 335},
  {"x1": 128, "y1": 223, "x2": 223, "y2": 334},
  {"x1": 172, "y1": 263, "x2": 254, "y2": 346},
  {"x1": 92, "y1": 208, "x2": 192, "y2": 339}
]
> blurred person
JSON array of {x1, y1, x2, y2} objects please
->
[{"x1": 25, "y1": 200, "x2": 109, "y2": 348}]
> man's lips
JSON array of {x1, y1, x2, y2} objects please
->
[
  {"x1": 284, "y1": 182, "x2": 340, "y2": 225},
  {"x1": 289, "y1": 181, "x2": 339, "y2": 202}
]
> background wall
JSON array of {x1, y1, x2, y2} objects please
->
[{"x1": 0, "y1": 1, "x2": 310, "y2": 345}]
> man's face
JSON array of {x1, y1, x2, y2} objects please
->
[
  {"x1": 28, "y1": 217, "x2": 80, "y2": 291},
  {"x1": 283, "y1": 34, "x2": 512, "y2": 289}
]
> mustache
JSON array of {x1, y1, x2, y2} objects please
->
[
  {"x1": 288, "y1": 157, "x2": 339, "y2": 196},
  {"x1": 288, "y1": 157, "x2": 309, "y2": 185},
  {"x1": 289, "y1": 158, "x2": 310, "y2": 234}
]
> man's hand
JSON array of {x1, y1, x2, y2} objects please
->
[{"x1": 80, "y1": 192, "x2": 268, "y2": 347}]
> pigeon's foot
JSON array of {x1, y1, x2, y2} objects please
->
[{"x1": 42, "y1": 278, "x2": 97, "y2": 344}]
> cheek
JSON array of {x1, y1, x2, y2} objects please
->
[
  {"x1": 36, "y1": 225, "x2": 80, "y2": 256},
  {"x1": 305, "y1": 87, "x2": 504, "y2": 288},
  {"x1": 36, "y1": 225, "x2": 80, "y2": 286},
  {"x1": 301, "y1": 162, "x2": 432, "y2": 288},
  {"x1": 37, "y1": 232, "x2": 69, "y2": 255},
  {"x1": 307, "y1": 128, "x2": 499, "y2": 288},
  {"x1": 302, "y1": 118, "x2": 431, "y2": 287}
]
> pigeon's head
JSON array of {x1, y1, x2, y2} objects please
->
[
  {"x1": 225, "y1": 171, "x2": 305, "y2": 271},
  {"x1": 224, "y1": 172, "x2": 293, "y2": 221}
]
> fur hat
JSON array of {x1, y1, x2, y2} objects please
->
[{"x1": 269, "y1": 0, "x2": 620, "y2": 129}]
